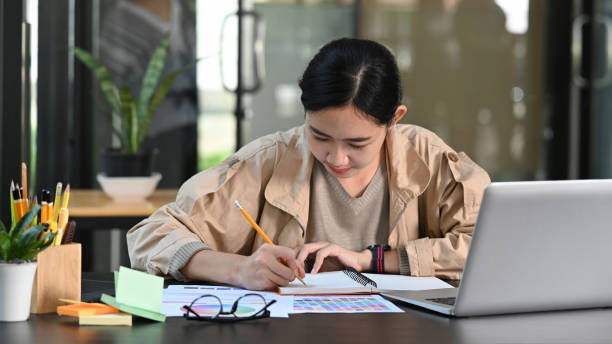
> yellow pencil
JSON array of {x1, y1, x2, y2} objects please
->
[
  {"x1": 51, "y1": 182, "x2": 62, "y2": 224},
  {"x1": 233, "y1": 200, "x2": 306, "y2": 286},
  {"x1": 54, "y1": 208, "x2": 69, "y2": 245},
  {"x1": 61, "y1": 184, "x2": 71, "y2": 209},
  {"x1": 58, "y1": 298, "x2": 83, "y2": 304}
]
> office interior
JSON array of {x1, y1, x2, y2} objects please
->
[{"x1": 0, "y1": 0, "x2": 608, "y2": 272}]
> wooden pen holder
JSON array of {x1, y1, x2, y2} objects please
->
[{"x1": 30, "y1": 243, "x2": 82, "y2": 314}]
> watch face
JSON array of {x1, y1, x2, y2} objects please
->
[{"x1": 368, "y1": 244, "x2": 390, "y2": 251}]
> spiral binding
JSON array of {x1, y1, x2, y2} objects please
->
[{"x1": 343, "y1": 267, "x2": 377, "y2": 288}]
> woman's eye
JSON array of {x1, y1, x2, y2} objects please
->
[
  {"x1": 313, "y1": 135, "x2": 328, "y2": 141},
  {"x1": 349, "y1": 144, "x2": 366, "y2": 149}
]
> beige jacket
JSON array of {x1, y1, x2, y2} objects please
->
[{"x1": 127, "y1": 124, "x2": 490, "y2": 280}]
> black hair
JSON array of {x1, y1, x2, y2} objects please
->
[{"x1": 298, "y1": 38, "x2": 402, "y2": 126}]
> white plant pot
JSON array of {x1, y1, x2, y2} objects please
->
[{"x1": 0, "y1": 261, "x2": 37, "y2": 322}]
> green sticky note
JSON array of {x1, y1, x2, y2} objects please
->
[
  {"x1": 100, "y1": 266, "x2": 166, "y2": 322},
  {"x1": 116, "y1": 266, "x2": 163, "y2": 313}
]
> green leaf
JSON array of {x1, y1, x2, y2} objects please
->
[
  {"x1": 0, "y1": 214, "x2": 6, "y2": 234},
  {"x1": 130, "y1": 102, "x2": 138, "y2": 152},
  {"x1": 10, "y1": 204, "x2": 41, "y2": 240},
  {"x1": 0, "y1": 231, "x2": 9, "y2": 261},
  {"x1": 105, "y1": 111, "x2": 128, "y2": 149},
  {"x1": 138, "y1": 57, "x2": 201, "y2": 146},
  {"x1": 138, "y1": 34, "x2": 169, "y2": 131},
  {"x1": 16, "y1": 224, "x2": 43, "y2": 250},
  {"x1": 39, "y1": 231, "x2": 56, "y2": 249},
  {"x1": 0, "y1": 205, "x2": 55, "y2": 262},
  {"x1": 73, "y1": 47, "x2": 122, "y2": 117},
  {"x1": 119, "y1": 86, "x2": 135, "y2": 151}
]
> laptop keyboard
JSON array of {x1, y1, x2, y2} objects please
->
[{"x1": 426, "y1": 297, "x2": 456, "y2": 306}]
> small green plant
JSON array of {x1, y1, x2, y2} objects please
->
[
  {"x1": 0, "y1": 205, "x2": 56, "y2": 262},
  {"x1": 74, "y1": 34, "x2": 195, "y2": 154}
]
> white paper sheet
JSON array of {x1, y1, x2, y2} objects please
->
[
  {"x1": 361, "y1": 273, "x2": 454, "y2": 291},
  {"x1": 162, "y1": 285, "x2": 294, "y2": 318}
]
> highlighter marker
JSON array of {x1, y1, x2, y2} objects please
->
[
  {"x1": 12, "y1": 185, "x2": 23, "y2": 221},
  {"x1": 40, "y1": 189, "x2": 48, "y2": 223},
  {"x1": 45, "y1": 189, "x2": 52, "y2": 224}
]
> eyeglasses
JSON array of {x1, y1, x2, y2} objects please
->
[{"x1": 182, "y1": 293, "x2": 277, "y2": 323}]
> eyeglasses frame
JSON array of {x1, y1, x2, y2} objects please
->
[{"x1": 182, "y1": 292, "x2": 277, "y2": 323}]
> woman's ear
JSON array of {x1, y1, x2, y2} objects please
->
[{"x1": 389, "y1": 105, "x2": 407, "y2": 128}]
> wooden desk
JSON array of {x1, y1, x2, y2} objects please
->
[
  {"x1": 69, "y1": 189, "x2": 177, "y2": 272},
  {"x1": 2, "y1": 272, "x2": 612, "y2": 343},
  {"x1": 70, "y1": 189, "x2": 177, "y2": 228}
]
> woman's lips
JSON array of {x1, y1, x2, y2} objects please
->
[{"x1": 326, "y1": 164, "x2": 351, "y2": 174}]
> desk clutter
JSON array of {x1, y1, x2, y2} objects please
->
[
  {"x1": 9, "y1": 163, "x2": 76, "y2": 246},
  {"x1": 0, "y1": 162, "x2": 81, "y2": 321},
  {"x1": 56, "y1": 266, "x2": 165, "y2": 325},
  {"x1": 163, "y1": 270, "x2": 451, "y2": 318}
]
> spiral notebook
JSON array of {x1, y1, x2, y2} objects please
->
[{"x1": 277, "y1": 267, "x2": 452, "y2": 295}]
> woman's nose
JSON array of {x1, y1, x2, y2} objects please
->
[{"x1": 326, "y1": 146, "x2": 349, "y2": 166}]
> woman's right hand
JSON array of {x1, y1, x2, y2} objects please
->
[{"x1": 234, "y1": 243, "x2": 305, "y2": 291}]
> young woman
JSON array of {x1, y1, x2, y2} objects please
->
[{"x1": 127, "y1": 38, "x2": 490, "y2": 291}]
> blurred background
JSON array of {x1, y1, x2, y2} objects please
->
[{"x1": 1, "y1": 0, "x2": 610, "y2": 271}]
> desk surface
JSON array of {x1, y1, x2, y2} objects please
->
[
  {"x1": 70, "y1": 189, "x2": 177, "y2": 217},
  {"x1": 3, "y1": 273, "x2": 612, "y2": 344}
]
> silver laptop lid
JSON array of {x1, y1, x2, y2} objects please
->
[{"x1": 454, "y1": 179, "x2": 612, "y2": 317}]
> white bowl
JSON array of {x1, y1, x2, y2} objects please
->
[{"x1": 97, "y1": 172, "x2": 162, "y2": 203}]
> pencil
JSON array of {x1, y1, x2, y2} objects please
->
[
  {"x1": 61, "y1": 184, "x2": 71, "y2": 209},
  {"x1": 10, "y1": 180, "x2": 18, "y2": 224},
  {"x1": 54, "y1": 208, "x2": 69, "y2": 245},
  {"x1": 233, "y1": 200, "x2": 306, "y2": 286},
  {"x1": 52, "y1": 182, "x2": 62, "y2": 224},
  {"x1": 58, "y1": 298, "x2": 83, "y2": 304},
  {"x1": 21, "y1": 162, "x2": 28, "y2": 208}
]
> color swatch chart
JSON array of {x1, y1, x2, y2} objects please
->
[{"x1": 292, "y1": 295, "x2": 403, "y2": 313}]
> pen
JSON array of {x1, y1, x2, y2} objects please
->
[
  {"x1": 233, "y1": 200, "x2": 307, "y2": 286},
  {"x1": 45, "y1": 189, "x2": 52, "y2": 224},
  {"x1": 61, "y1": 220, "x2": 77, "y2": 245},
  {"x1": 40, "y1": 189, "x2": 48, "y2": 223},
  {"x1": 14, "y1": 185, "x2": 26, "y2": 221},
  {"x1": 11, "y1": 181, "x2": 22, "y2": 222}
]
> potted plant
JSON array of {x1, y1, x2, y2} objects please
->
[
  {"x1": 74, "y1": 33, "x2": 193, "y2": 177},
  {"x1": 0, "y1": 205, "x2": 56, "y2": 322}
]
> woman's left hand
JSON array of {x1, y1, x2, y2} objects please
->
[{"x1": 294, "y1": 242, "x2": 371, "y2": 274}]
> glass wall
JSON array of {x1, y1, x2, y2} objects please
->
[
  {"x1": 360, "y1": 0, "x2": 545, "y2": 181},
  {"x1": 198, "y1": 0, "x2": 547, "y2": 181}
]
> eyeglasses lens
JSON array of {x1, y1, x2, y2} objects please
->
[
  {"x1": 187, "y1": 295, "x2": 222, "y2": 317},
  {"x1": 234, "y1": 294, "x2": 267, "y2": 318}
]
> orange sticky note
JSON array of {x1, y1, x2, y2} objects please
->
[{"x1": 57, "y1": 302, "x2": 120, "y2": 317}]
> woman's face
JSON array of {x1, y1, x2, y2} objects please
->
[{"x1": 305, "y1": 104, "x2": 388, "y2": 180}]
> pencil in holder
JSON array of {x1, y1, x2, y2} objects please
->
[{"x1": 30, "y1": 243, "x2": 81, "y2": 314}]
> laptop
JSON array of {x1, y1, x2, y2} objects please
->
[{"x1": 382, "y1": 179, "x2": 612, "y2": 317}]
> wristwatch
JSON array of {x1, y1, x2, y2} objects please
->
[{"x1": 367, "y1": 244, "x2": 390, "y2": 274}]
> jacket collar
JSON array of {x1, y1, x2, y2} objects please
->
[
  {"x1": 264, "y1": 124, "x2": 431, "y2": 228},
  {"x1": 384, "y1": 125, "x2": 431, "y2": 204},
  {"x1": 264, "y1": 126, "x2": 313, "y2": 229}
]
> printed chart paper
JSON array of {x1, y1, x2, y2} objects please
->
[{"x1": 292, "y1": 295, "x2": 403, "y2": 314}]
